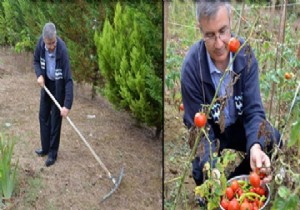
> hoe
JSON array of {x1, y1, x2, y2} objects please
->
[{"x1": 43, "y1": 85, "x2": 124, "y2": 202}]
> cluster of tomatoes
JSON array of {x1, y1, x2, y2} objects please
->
[{"x1": 220, "y1": 170, "x2": 268, "y2": 210}]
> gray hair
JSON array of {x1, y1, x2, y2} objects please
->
[
  {"x1": 196, "y1": 1, "x2": 231, "y2": 23},
  {"x1": 42, "y1": 22, "x2": 56, "y2": 39}
]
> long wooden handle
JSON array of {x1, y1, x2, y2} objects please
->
[{"x1": 43, "y1": 86, "x2": 115, "y2": 183}]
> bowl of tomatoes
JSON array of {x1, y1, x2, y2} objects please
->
[{"x1": 220, "y1": 174, "x2": 270, "y2": 210}]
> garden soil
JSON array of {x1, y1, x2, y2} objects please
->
[
  {"x1": 0, "y1": 47, "x2": 162, "y2": 210},
  {"x1": 164, "y1": 104, "x2": 199, "y2": 209}
]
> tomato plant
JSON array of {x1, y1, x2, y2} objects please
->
[
  {"x1": 228, "y1": 37, "x2": 240, "y2": 53},
  {"x1": 194, "y1": 112, "x2": 207, "y2": 128},
  {"x1": 249, "y1": 172, "x2": 260, "y2": 188}
]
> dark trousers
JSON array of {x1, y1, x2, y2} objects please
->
[
  {"x1": 192, "y1": 120, "x2": 280, "y2": 186},
  {"x1": 39, "y1": 78, "x2": 62, "y2": 159}
]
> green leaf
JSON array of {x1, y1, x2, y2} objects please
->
[
  {"x1": 288, "y1": 121, "x2": 300, "y2": 151},
  {"x1": 263, "y1": 41, "x2": 269, "y2": 49},
  {"x1": 270, "y1": 74, "x2": 280, "y2": 83},
  {"x1": 272, "y1": 194, "x2": 299, "y2": 210},
  {"x1": 0, "y1": 132, "x2": 18, "y2": 199},
  {"x1": 277, "y1": 186, "x2": 290, "y2": 199}
]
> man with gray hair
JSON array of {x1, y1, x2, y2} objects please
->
[
  {"x1": 34, "y1": 22, "x2": 73, "y2": 167},
  {"x1": 181, "y1": 0, "x2": 280, "y2": 202}
]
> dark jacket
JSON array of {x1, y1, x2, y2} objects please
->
[
  {"x1": 34, "y1": 36, "x2": 73, "y2": 109},
  {"x1": 181, "y1": 38, "x2": 266, "y2": 154}
]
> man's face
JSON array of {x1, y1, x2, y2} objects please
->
[
  {"x1": 200, "y1": 6, "x2": 231, "y2": 64},
  {"x1": 44, "y1": 36, "x2": 57, "y2": 53}
]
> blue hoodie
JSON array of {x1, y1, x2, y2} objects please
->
[
  {"x1": 181, "y1": 38, "x2": 266, "y2": 154},
  {"x1": 34, "y1": 36, "x2": 73, "y2": 110}
]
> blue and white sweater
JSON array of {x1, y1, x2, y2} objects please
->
[
  {"x1": 34, "y1": 36, "x2": 73, "y2": 110},
  {"x1": 181, "y1": 38, "x2": 266, "y2": 154}
]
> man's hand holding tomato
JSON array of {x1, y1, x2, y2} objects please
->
[{"x1": 250, "y1": 143, "x2": 271, "y2": 185}]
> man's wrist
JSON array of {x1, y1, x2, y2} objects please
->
[{"x1": 250, "y1": 143, "x2": 262, "y2": 153}]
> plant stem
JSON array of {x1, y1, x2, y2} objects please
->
[
  {"x1": 279, "y1": 157, "x2": 298, "y2": 178},
  {"x1": 172, "y1": 127, "x2": 204, "y2": 210},
  {"x1": 236, "y1": 0, "x2": 245, "y2": 36},
  {"x1": 164, "y1": 176, "x2": 182, "y2": 184},
  {"x1": 268, "y1": 0, "x2": 287, "y2": 123},
  {"x1": 278, "y1": 81, "x2": 300, "y2": 146},
  {"x1": 203, "y1": 128, "x2": 213, "y2": 174},
  {"x1": 293, "y1": 184, "x2": 300, "y2": 196}
]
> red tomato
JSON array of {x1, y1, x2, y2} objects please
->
[
  {"x1": 255, "y1": 187, "x2": 265, "y2": 196},
  {"x1": 226, "y1": 187, "x2": 234, "y2": 200},
  {"x1": 259, "y1": 172, "x2": 266, "y2": 179},
  {"x1": 249, "y1": 187, "x2": 255, "y2": 193},
  {"x1": 249, "y1": 172, "x2": 260, "y2": 188},
  {"x1": 285, "y1": 72, "x2": 291, "y2": 80},
  {"x1": 179, "y1": 103, "x2": 184, "y2": 111},
  {"x1": 255, "y1": 168, "x2": 266, "y2": 179},
  {"x1": 228, "y1": 198, "x2": 239, "y2": 210},
  {"x1": 220, "y1": 197, "x2": 229, "y2": 210},
  {"x1": 194, "y1": 112, "x2": 207, "y2": 128},
  {"x1": 242, "y1": 197, "x2": 249, "y2": 204},
  {"x1": 240, "y1": 202, "x2": 252, "y2": 210},
  {"x1": 254, "y1": 197, "x2": 264, "y2": 208},
  {"x1": 236, "y1": 188, "x2": 243, "y2": 197},
  {"x1": 228, "y1": 37, "x2": 240, "y2": 53},
  {"x1": 284, "y1": 72, "x2": 292, "y2": 80},
  {"x1": 230, "y1": 180, "x2": 239, "y2": 192}
]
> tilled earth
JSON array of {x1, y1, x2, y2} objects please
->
[{"x1": 0, "y1": 47, "x2": 162, "y2": 210}]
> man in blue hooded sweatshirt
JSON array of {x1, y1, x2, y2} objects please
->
[
  {"x1": 181, "y1": 1, "x2": 280, "y2": 189},
  {"x1": 34, "y1": 22, "x2": 73, "y2": 167}
]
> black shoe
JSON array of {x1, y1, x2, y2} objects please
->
[
  {"x1": 35, "y1": 149, "x2": 48, "y2": 157},
  {"x1": 45, "y1": 157, "x2": 56, "y2": 167}
]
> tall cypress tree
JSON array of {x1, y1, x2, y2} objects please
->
[{"x1": 95, "y1": 2, "x2": 162, "y2": 137}]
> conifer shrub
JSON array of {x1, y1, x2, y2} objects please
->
[{"x1": 95, "y1": 2, "x2": 162, "y2": 136}]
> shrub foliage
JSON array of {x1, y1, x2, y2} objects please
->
[
  {"x1": 0, "y1": 0, "x2": 162, "y2": 134},
  {"x1": 95, "y1": 2, "x2": 162, "y2": 135}
]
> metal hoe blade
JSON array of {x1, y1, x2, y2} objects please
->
[
  {"x1": 43, "y1": 86, "x2": 124, "y2": 201},
  {"x1": 102, "y1": 166, "x2": 125, "y2": 202}
]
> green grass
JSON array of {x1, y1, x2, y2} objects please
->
[{"x1": 24, "y1": 176, "x2": 43, "y2": 206}]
